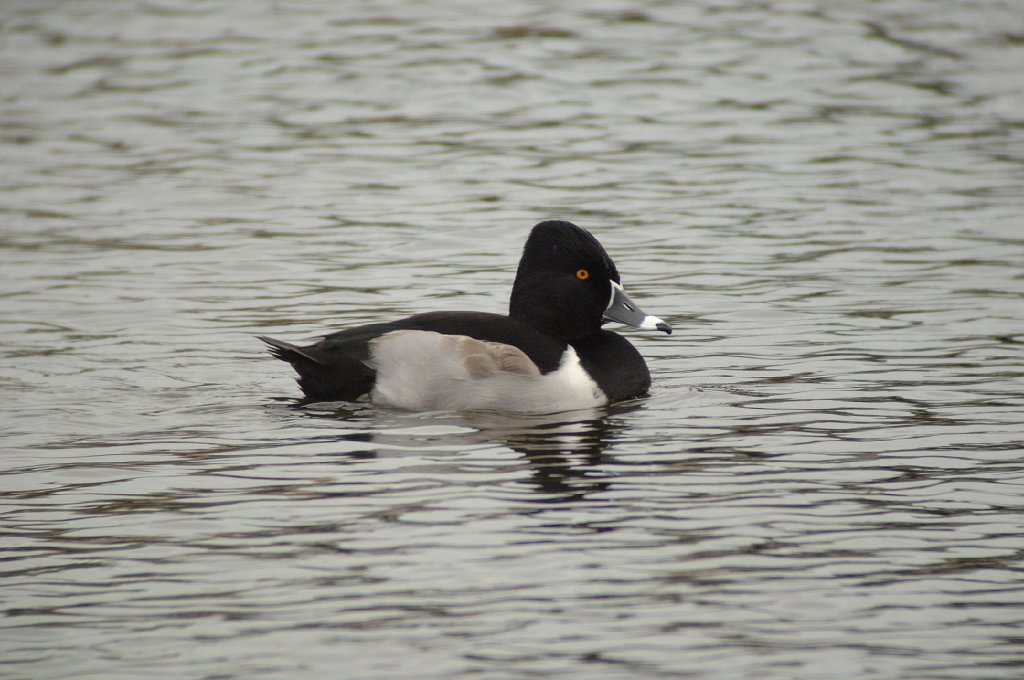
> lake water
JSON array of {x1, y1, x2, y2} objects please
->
[{"x1": 3, "y1": 1, "x2": 1024, "y2": 678}]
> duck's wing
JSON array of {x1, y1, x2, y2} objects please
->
[{"x1": 260, "y1": 312, "x2": 566, "y2": 403}]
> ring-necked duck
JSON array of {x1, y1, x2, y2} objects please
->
[{"x1": 260, "y1": 220, "x2": 671, "y2": 413}]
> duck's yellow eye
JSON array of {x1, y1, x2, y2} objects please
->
[{"x1": 576, "y1": 269, "x2": 590, "y2": 280}]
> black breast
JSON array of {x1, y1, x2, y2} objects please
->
[{"x1": 571, "y1": 331, "x2": 651, "y2": 402}]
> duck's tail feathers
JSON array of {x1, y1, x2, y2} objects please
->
[
  {"x1": 258, "y1": 335, "x2": 376, "y2": 401},
  {"x1": 258, "y1": 335, "x2": 320, "y2": 364}
]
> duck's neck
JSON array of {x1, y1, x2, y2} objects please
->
[{"x1": 509, "y1": 282, "x2": 600, "y2": 341}]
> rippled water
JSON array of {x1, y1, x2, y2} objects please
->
[{"x1": 3, "y1": 1, "x2": 1024, "y2": 678}]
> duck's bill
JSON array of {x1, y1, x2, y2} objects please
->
[{"x1": 604, "y1": 282, "x2": 672, "y2": 334}]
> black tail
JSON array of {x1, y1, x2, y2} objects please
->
[
  {"x1": 258, "y1": 335, "x2": 376, "y2": 402},
  {"x1": 258, "y1": 335, "x2": 315, "y2": 364}
]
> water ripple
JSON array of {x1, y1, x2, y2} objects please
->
[{"x1": 3, "y1": 1, "x2": 1024, "y2": 678}]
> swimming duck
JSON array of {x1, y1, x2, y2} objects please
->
[{"x1": 259, "y1": 220, "x2": 671, "y2": 413}]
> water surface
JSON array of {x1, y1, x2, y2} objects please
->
[{"x1": 2, "y1": 1, "x2": 1023, "y2": 678}]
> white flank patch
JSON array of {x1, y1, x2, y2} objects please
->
[{"x1": 367, "y1": 330, "x2": 607, "y2": 414}]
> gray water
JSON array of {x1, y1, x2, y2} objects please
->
[{"x1": 3, "y1": 1, "x2": 1024, "y2": 678}]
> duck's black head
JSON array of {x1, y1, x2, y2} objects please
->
[{"x1": 509, "y1": 220, "x2": 671, "y2": 341}]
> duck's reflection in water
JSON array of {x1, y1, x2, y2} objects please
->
[
  {"x1": 459, "y1": 408, "x2": 627, "y2": 498},
  {"x1": 294, "y1": 400, "x2": 643, "y2": 499}
]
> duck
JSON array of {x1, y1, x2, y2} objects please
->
[{"x1": 259, "y1": 220, "x2": 671, "y2": 413}]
